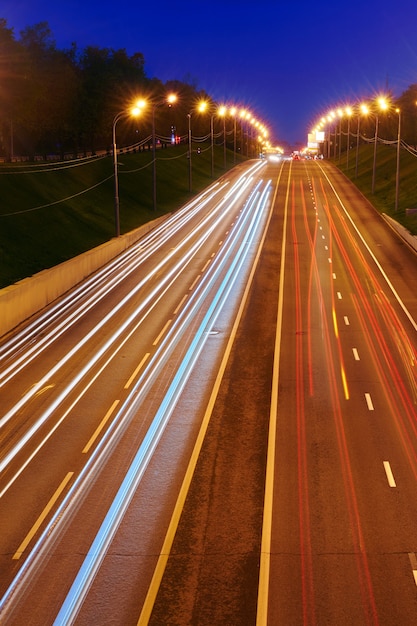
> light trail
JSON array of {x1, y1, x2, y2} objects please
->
[
  {"x1": 0, "y1": 176, "x2": 271, "y2": 624},
  {"x1": 0, "y1": 183, "x2": 226, "y2": 385},
  {"x1": 0, "y1": 160, "x2": 264, "y2": 384},
  {"x1": 53, "y1": 182, "x2": 271, "y2": 626},
  {"x1": 0, "y1": 169, "x2": 264, "y2": 480}
]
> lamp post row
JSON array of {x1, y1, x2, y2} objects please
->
[
  {"x1": 313, "y1": 97, "x2": 402, "y2": 211},
  {"x1": 113, "y1": 97, "x2": 269, "y2": 235}
]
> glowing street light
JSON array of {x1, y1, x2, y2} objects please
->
[
  {"x1": 152, "y1": 93, "x2": 177, "y2": 210},
  {"x1": 395, "y1": 107, "x2": 401, "y2": 211},
  {"x1": 337, "y1": 108, "x2": 344, "y2": 162},
  {"x1": 187, "y1": 99, "x2": 209, "y2": 193},
  {"x1": 112, "y1": 103, "x2": 144, "y2": 237},
  {"x1": 229, "y1": 106, "x2": 238, "y2": 163},
  {"x1": 355, "y1": 103, "x2": 369, "y2": 178},
  {"x1": 239, "y1": 109, "x2": 249, "y2": 156},
  {"x1": 196, "y1": 100, "x2": 215, "y2": 178},
  {"x1": 345, "y1": 106, "x2": 353, "y2": 168},
  {"x1": 218, "y1": 105, "x2": 227, "y2": 169},
  {"x1": 372, "y1": 96, "x2": 389, "y2": 194}
]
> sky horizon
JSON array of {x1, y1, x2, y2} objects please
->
[{"x1": 3, "y1": 1, "x2": 417, "y2": 147}]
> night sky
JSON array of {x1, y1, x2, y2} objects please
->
[{"x1": 3, "y1": 0, "x2": 417, "y2": 146}]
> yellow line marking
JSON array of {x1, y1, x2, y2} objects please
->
[
  {"x1": 332, "y1": 307, "x2": 339, "y2": 338},
  {"x1": 82, "y1": 400, "x2": 120, "y2": 453},
  {"x1": 189, "y1": 275, "x2": 201, "y2": 291},
  {"x1": 201, "y1": 259, "x2": 211, "y2": 273},
  {"x1": 153, "y1": 319, "x2": 172, "y2": 346},
  {"x1": 124, "y1": 353, "x2": 150, "y2": 389},
  {"x1": 13, "y1": 471, "x2": 74, "y2": 559},
  {"x1": 341, "y1": 365, "x2": 349, "y2": 400},
  {"x1": 137, "y1": 174, "x2": 278, "y2": 626},
  {"x1": 173, "y1": 294, "x2": 188, "y2": 315}
]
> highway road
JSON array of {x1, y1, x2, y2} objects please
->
[{"x1": 2, "y1": 157, "x2": 417, "y2": 625}]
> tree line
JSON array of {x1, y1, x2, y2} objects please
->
[{"x1": 0, "y1": 18, "x2": 214, "y2": 160}]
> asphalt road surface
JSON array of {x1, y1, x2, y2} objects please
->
[{"x1": 2, "y1": 158, "x2": 417, "y2": 625}]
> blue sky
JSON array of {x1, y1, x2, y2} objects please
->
[{"x1": 3, "y1": 0, "x2": 417, "y2": 146}]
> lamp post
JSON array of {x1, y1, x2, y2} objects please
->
[
  {"x1": 372, "y1": 97, "x2": 388, "y2": 194},
  {"x1": 371, "y1": 113, "x2": 379, "y2": 195},
  {"x1": 337, "y1": 108, "x2": 343, "y2": 162},
  {"x1": 395, "y1": 107, "x2": 401, "y2": 211},
  {"x1": 199, "y1": 101, "x2": 214, "y2": 178},
  {"x1": 240, "y1": 109, "x2": 248, "y2": 157},
  {"x1": 187, "y1": 112, "x2": 192, "y2": 192},
  {"x1": 210, "y1": 113, "x2": 214, "y2": 177},
  {"x1": 152, "y1": 93, "x2": 177, "y2": 211},
  {"x1": 187, "y1": 100, "x2": 215, "y2": 190},
  {"x1": 112, "y1": 104, "x2": 142, "y2": 237},
  {"x1": 327, "y1": 111, "x2": 337, "y2": 159},
  {"x1": 218, "y1": 105, "x2": 227, "y2": 169},
  {"x1": 355, "y1": 104, "x2": 369, "y2": 179},
  {"x1": 230, "y1": 106, "x2": 237, "y2": 163},
  {"x1": 345, "y1": 106, "x2": 352, "y2": 169}
]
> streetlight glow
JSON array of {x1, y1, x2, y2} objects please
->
[
  {"x1": 112, "y1": 104, "x2": 145, "y2": 236},
  {"x1": 377, "y1": 96, "x2": 388, "y2": 111}
]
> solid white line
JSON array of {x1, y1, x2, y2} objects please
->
[
  {"x1": 365, "y1": 393, "x2": 374, "y2": 410},
  {"x1": 383, "y1": 461, "x2": 396, "y2": 487}
]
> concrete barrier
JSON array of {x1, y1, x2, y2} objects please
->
[
  {"x1": 383, "y1": 213, "x2": 417, "y2": 254},
  {"x1": 0, "y1": 216, "x2": 168, "y2": 338}
]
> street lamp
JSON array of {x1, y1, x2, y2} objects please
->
[
  {"x1": 239, "y1": 109, "x2": 248, "y2": 156},
  {"x1": 112, "y1": 103, "x2": 143, "y2": 237},
  {"x1": 152, "y1": 93, "x2": 177, "y2": 211},
  {"x1": 230, "y1": 106, "x2": 237, "y2": 163},
  {"x1": 337, "y1": 108, "x2": 343, "y2": 162},
  {"x1": 372, "y1": 96, "x2": 388, "y2": 194},
  {"x1": 195, "y1": 100, "x2": 215, "y2": 178},
  {"x1": 326, "y1": 110, "x2": 337, "y2": 158},
  {"x1": 345, "y1": 106, "x2": 352, "y2": 169},
  {"x1": 355, "y1": 103, "x2": 369, "y2": 178},
  {"x1": 187, "y1": 100, "x2": 212, "y2": 192},
  {"x1": 187, "y1": 112, "x2": 192, "y2": 192},
  {"x1": 395, "y1": 107, "x2": 401, "y2": 211},
  {"x1": 218, "y1": 105, "x2": 227, "y2": 169}
]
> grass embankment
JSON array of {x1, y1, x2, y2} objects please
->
[
  {"x1": 0, "y1": 144, "x2": 245, "y2": 288},
  {"x1": 331, "y1": 143, "x2": 417, "y2": 233}
]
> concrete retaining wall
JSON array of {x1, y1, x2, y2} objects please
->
[{"x1": 0, "y1": 216, "x2": 167, "y2": 338}]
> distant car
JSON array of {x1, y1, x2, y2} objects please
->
[{"x1": 292, "y1": 154, "x2": 300, "y2": 160}]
